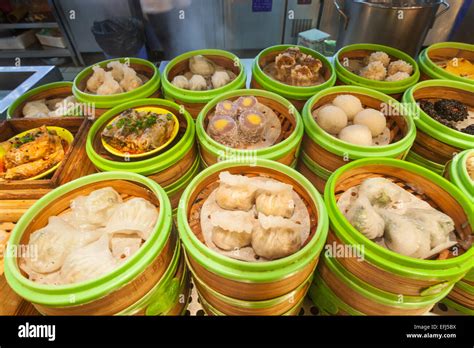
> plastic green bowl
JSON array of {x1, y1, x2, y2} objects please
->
[
  {"x1": 4, "y1": 171, "x2": 172, "y2": 307},
  {"x1": 418, "y1": 42, "x2": 474, "y2": 84},
  {"x1": 324, "y1": 158, "x2": 474, "y2": 284},
  {"x1": 402, "y1": 79, "x2": 474, "y2": 150},
  {"x1": 86, "y1": 98, "x2": 195, "y2": 176},
  {"x1": 447, "y1": 149, "x2": 474, "y2": 201},
  {"x1": 302, "y1": 85, "x2": 416, "y2": 159},
  {"x1": 161, "y1": 49, "x2": 246, "y2": 104},
  {"x1": 335, "y1": 43, "x2": 420, "y2": 95},
  {"x1": 405, "y1": 151, "x2": 445, "y2": 175},
  {"x1": 251, "y1": 44, "x2": 336, "y2": 101},
  {"x1": 73, "y1": 57, "x2": 161, "y2": 109},
  {"x1": 177, "y1": 159, "x2": 329, "y2": 283},
  {"x1": 196, "y1": 89, "x2": 304, "y2": 164}
]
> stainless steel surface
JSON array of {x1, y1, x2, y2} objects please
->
[
  {"x1": 283, "y1": 0, "x2": 321, "y2": 44},
  {"x1": 333, "y1": 0, "x2": 452, "y2": 56},
  {"x1": 0, "y1": 66, "x2": 62, "y2": 119}
]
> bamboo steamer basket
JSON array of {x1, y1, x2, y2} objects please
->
[
  {"x1": 73, "y1": 58, "x2": 161, "y2": 118},
  {"x1": 196, "y1": 89, "x2": 303, "y2": 167},
  {"x1": 323, "y1": 158, "x2": 474, "y2": 303},
  {"x1": 334, "y1": 43, "x2": 420, "y2": 100},
  {"x1": 418, "y1": 42, "x2": 474, "y2": 84},
  {"x1": 301, "y1": 85, "x2": 416, "y2": 193},
  {"x1": 4, "y1": 172, "x2": 189, "y2": 315},
  {"x1": 177, "y1": 159, "x2": 328, "y2": 303},
  {"x1": 86, "y1": 98, "x2": 198, "y2": 209},
  {"x1": 251, "y1": 44, "x2": 335, "y2": 112},
  {"x1": 162, "y1": 49, "x2": 246, "y2": 119},
  {"x1": 7, "y1": 82, "x2": 92, "y2": 119},
  {"x1": 403, "y1": 80, "x2": 474, "y2": 172},
  {"x1": 445, "y1": 149, "x2": 474, "y2": 203},
  {"x1": 444, "y1": 277, "x2": 474, "y2": 314}
]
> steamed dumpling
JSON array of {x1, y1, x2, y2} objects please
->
[
  {"x1": 353, "y1": 108, "x2": 386, "y2": 136},
  {"x1": 23, "y1": 100, "x2": 50, "y2": 118},
  {"x1": 189, "y1": 55, "x2": 215, "y2": 76},
  {"x1": 211, "y1": 210, "x2": 254, "y2": 251},
  {"x1": 252, "y1": 213, "x2": 302, "y2": 260},
  {"x1": 346, "y1": 195, "x2": 385, "y2": 239},
  {"x1": 404, "y1": 208, "x2": 455, "y2": 248},
  {"x1": 106, "y1": 61, "x2": 125, "y2": 81},
  {"x1": 315, "y1": 105, "x2": 348, "y2": 134},
  {"x1": 110, "y1": 233, "x2": 142, "y2": 262},
  {"x1": 87, "y1": 66, "x2": 106, "y2": 93},
  {"x1": 97, "y1": 71, "x2": 123, "y2": 95},
  {"x1": 211, "y1": 71, "x2": 231, "y2": 89},
  {"x1": 188, "y1": 74, "x2": 207, "y2": 91},
  {"x1": 215, "y1": 172, "x2": 258, "y2": 211},
  {"x1": 338, "y1": 125, "x2": 372, "y2": 146},
  {"x1": 24, "y1": 216, "x2": 103, "y2": 273},
  {"x1": 171, "y1": 75, "x2": 189, "y2": 89},
  {"x1": 368, "y1": 51, "x2": 390, "y2": 68},
  {"x1": 332, "y1": 95, "x2": 363, "y2": 120},
  {"x1": 104, "y1": 198, "x2": 158, "y2": 240},
  {"x1": 120, "y1": 65, "x2": 143, "y2": 92},
  {"x1": 255, "y1": 180, "x2": 295, "y2": 218},
  {"x1": 60, "y1": 235, "x2": 117, "y2": 284}
]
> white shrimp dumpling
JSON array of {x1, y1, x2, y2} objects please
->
[
  {"x1": 188, "y1": 74, "x2": 207, "y2": 91},
  {"x1": 252, "y1": 213, "x2": 302, "y2": 260},
  {"x1": 211, "y1": 71, "x2": 231, "y2": 89},
  {"x1": 255, "y1": 180, "x2": 295, "y2": 218},
  {"x1": 87, "y1": 66, "x2": 106, "y2": 93},
  {"x1": 110, "y1": 233, "x2": 142, "y2": 262},
  {"x1": 189, "y1": 55, "x2": 215, "y2": 76},
  {"x1": 315, "y1": 105, "x2": 348, "y2": 134},
  {"x1": 346, "y1": 195, "x2": 385, "y2": 240},
  {"x1": 210, "y1": 210, "x2": 254, "y2": 251},
  {"x1": 338, "y1": 125, "x2": 372, "y2": 146},
  {"x1": 107, "y1": 61, "x2": 125, "y2": 81},
  {"x1": 23, "y1": 100, "x2": 50, "y2": 118},
  {"x1": 353, "y1": 108, "x2": 386, "y2": 136},
  {"x1": 215, "y1": 172, "x2": 258, "y2": 211},
  {"x1": 104, "y1": 197, "x2": 158, "y2": 240},
  {"x1": 171, "y1": 75, "x2": 189, "y2": 89},
  {"x1": 332, "y1": 94, "x2": 363, "y2": 120},
  {"x1": 120, "y1": 65, "x2": 143, "y2": 92},
  {"x1": 24, "y1": 216, "x2": 103, "y2": 273},
  {"x1": 97, "y1": 71, "x2": 123, "y2": 95},
  {"x1": 60, "y1": 235, "x2": 117, "y2": 284}
]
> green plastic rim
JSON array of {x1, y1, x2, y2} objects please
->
[
  {"x1": 196, "y1": 89, "x2": 304, "y2": 162},
  {"x1": 302, "y1": 85, "x2": 416, "y2": 159},
  {"x1": 300, "y1": 151, "x2": 332, "y2": 180},
  {"x1": 403, "y1": 79, "x2": 474, "y2": 149},
  {"x1": 419, "y1": 42, "x2": 474, "y2": 84},
  {"x1": 335, "y1": 43, "x2": 420, "y2": 94},
  {"x1": 324, "y1": 158, "x2": 474, "y2": 281},
  {"x1": 405, "y1": 151, "x2": 445, "y2": 175},
  {"x1": 73, "y1": 57, "x2": 161, "y2": 109},
  {"x1": 177, "y1": 158, "x2": 329, "y2": 283},
  {"x1": 86, "y1": 98, "x2": 195, "y2": 176},
  {"x1": 441, "y1": 297, "x2": 474, "y2": 315},
  {"x1": 7, "y1": 82, "x2": 76, "y2": 119},
  {"x1": 163, "y1": 156, "x2": 201, "y2": 197},
  {"x1": 4, "y1": 171, "x2": 172, "y2": 307},
  {"x1": 251, "y1": 44, "x2": 336, "y2": 100},
  {"x1": 448, "y1": 149, "x2": 474, "y2": 201},
  {"x1": 161, "y1": 49, "x2": 246, "y2": 104}
]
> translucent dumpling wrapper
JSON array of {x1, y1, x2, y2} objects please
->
[
  {"x1": 104, "y1": 198, "x2": 158, "y2": 240},
  {"x1": 107, "y1": 61, "x2": 125, "y2": 81},
  {"x1": 345, "y1": 194, "x2": 385, "y2": 240},
  {"x1": 23, "y1": 100, "x2": 50, "y2": 118},
  {"x1": 110, "y1": 233, "x2": 143, "y2": 262},
  {"x1": 211, "y1": 71, "x2": 231, "y2": 89},
  {"x1": 68, "y1": 187, "x2": 123, "y2": 227},
  {"x1": 97, "y1": 71, "x2": 123, "y2": 95},
  {"x1": 23, "y1": 216, "x2": 103, "y2": 273},
  {"x1": 119, "y1": 65, "x2": 143, "y2": 92},
  {"x1": 251, "y1": 213, "x2": 302, "y2": 260},
  {"x1": 86, "y1": 66, "x2": 106, "y2": 93},
  {"x1": 210, "y1": 210, "x2": 254, "y2": 251},
  {"x1": 60, "y1": 235, "x2": 117, "y2": 284},
  {"x1": 255, "y1": 180, "x2": 295, "y2": 218},
  {"x1": 189, "y1": 55, "x2": 215, "y2": 76},
  {"x1": 215, "y1": 172, "x2": 258, "y2": 211}
]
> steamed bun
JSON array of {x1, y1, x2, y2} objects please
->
[
  {"x1": 353, "y1": 108, "x2": 386, "y2": 136},
  {"x1": 315, "y1": 105, "x2": 348, "y2": 134},
  {"x1": 338, "y1": 124, "x2": 372, "y2": 146},
  {"x1": 332, "y1": 94, "x2": 363, "y2": 120}
]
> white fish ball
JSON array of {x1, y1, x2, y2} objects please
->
[
  {"x1": 316, "y1": 105, "x2": 348, "y2": 134},
  {"x1": 338, "y1": 124, "x2": 373, "y2": 146},
  {"x1": 332, "y1": 94, "x2": 364, "y2": 120},
  {"x1": 353, "y1": 108, "x2": 387, "y2": 136}
]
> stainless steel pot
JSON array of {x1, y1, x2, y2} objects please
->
[{"x1": 334, "y1": 0, "x2": 450, "y2": 56}]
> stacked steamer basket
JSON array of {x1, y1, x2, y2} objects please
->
[
  {"x1": 309, "y1": 158, "x2": 474, "y2": 315},
  {"x1": 4, "y1": 172, "x2": 190, "y2": 315},
  {"x1": 73, "y1": 58, "x2": 161, "y2": 118},
  {"x1": 251, "y1": 45, "x2": 335, "y2": 112},
  {"x1": 177, "y1": 159, "x2": 328, "y2": 315},
  {"x1": 298, "y1": 85, "x2": 416, "y2": 193},
  {"x1": 334, "y1": 43, "x2": 420, "y2": 100},
  {"x1": 86, "y1": 99, "x2": 198, "y2": 211},
  {"x1": 196, "y1": 89, "x2": 304, "y2": 168},
  {"x1": 418, "y1": 42, "x2": 474, "y2": 83},
  {"x1": 161, "y1": 49, "x2": 246, "y2": 119},
  {"x1": 403, "y1": 80, "x2": 474, "y2": 175}
]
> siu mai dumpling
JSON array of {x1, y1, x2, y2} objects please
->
[
  {"x1": 255, "y1": 180, "x2": 295, "y2": 218},
  {"x1": 252, "y1": 213, "x2": 302, "y2": 260},
  {"x1": 60, "y1": 235, "x2": 117, "y2": 284},
  {"x1": 346, "y1": 195, "x2": 384, "y2": 240},
  {"x1": 104, "y1": 198, "x2": 158, "y2": 240},
  {"x1": 210, "y1": 210, "x2": 254, "y2": 251},
  {"x1": 215, "y1": 171, "x2": 258, "y2": 211}
]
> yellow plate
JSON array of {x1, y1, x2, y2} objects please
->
[
  {"x1": 101, "y1": 106, "x2": 180, "y2": 159},
  {"x1": 0, "y1": 126, "x2": 74, "y2": 181}
]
